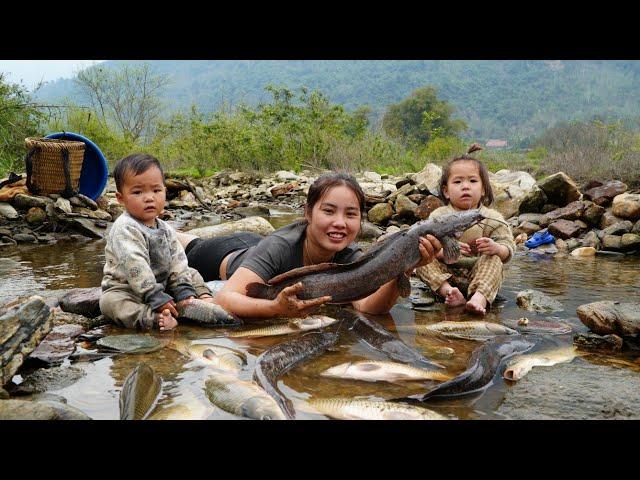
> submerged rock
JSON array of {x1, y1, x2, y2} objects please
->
[
  {"x1": 11, "y1": 365, "x2": 86, "y2": 394},
  {"x1": 516, "y1": 289, "x2": 564, "y2": 312},
  {"x1": 577, "y1": 301, "x2": 640, "y2": 336},
  {"x1": 573, "y1": 332, "x2": 623, "y2": 352},
  {"x1": 0, "y1": 399, "x2": 91, "y2": 420},
  {"x1": 97, "y1": 334, "x2": 162, "y2": 354},
  {"x1": 1, "y1": 296, "x2": 52, "y2": 386}
]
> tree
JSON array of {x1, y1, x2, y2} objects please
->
[
  {"x1": 382, "y1": 85, "x2": 467, "y2": 145},
  {"x1": 75, "y1": 63, "x2": 169, "y2": 143},
  {"x1": 0, "y1": 73, "x2": 44, "y2": 175}
]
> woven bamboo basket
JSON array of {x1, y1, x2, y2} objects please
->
[{"x1": 24, "y1": 137, "x2": 86, "y2": 197}]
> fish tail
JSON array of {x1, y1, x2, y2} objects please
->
[{"x1": 246, "y1": 282, "x2": 280, "y2": 300}]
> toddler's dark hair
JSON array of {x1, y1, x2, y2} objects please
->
[
  {"x1": 438, "y1": 143, "x2": 494, "y2": 206},
  {"x1": 113, "y1": 153, "x2": 164, "y2": 192}
]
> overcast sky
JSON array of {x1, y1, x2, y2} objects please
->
[{"x1": 0, "y1": 60, "x2": 106, "y2": 90}]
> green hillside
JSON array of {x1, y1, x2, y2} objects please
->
[{"x1": 34, "y1": 60, "x2": 640, "y2": 143}]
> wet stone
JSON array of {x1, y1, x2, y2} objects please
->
[
  {"x1": 97, "y1": 334, "x2": 162, "y2": 354},
  {"x1": 11, "y1": 365, "x2": 86, "y2": 394},
  {"x1": 621, "y1": 233, "x2": 640, "y2": 250},
  {"x1": 13, "y1": 233, "x2": 37, "y2": 243},
  {"x1": 12, "y1": 193, "x2": 53, "y2": 210},
  {"x1": 0, "y1": 202, "x2": 19, "y2": 219},
  {"x1": 602, "y1": 235, "x2": 622, "y2": 250},
  {"x1": 600, "y1": 221, "x2": 633, "y2": 237},
  {"x1": 548, "y1": 220, "x2": 582, "y2": 239},
  {"x1": 580, "y1": 230, "x2": 600, "y2": 249},
  {"x1": 0, "y1": 399, "x2": 92, "y2": 420},
  {"x1": 574, "y1": 332, "x2": 623, "y2": 352},
  {"x1": 583, "y1": 180, "x2": 628, "y2": 206},
  {"x1": 516, "y1": 289, "x2": 564, "y2": 312},
  {"x1": 577, "y1": 301, "x2": 640, "y2": 336},
  {"x1": 59, "y1": 287, "x2": 102, "y2": 318}
]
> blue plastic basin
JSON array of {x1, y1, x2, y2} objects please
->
[{"x1": 45, "y1": 131, "x2": 109, "y2": 201}]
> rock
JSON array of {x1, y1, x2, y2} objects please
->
[
  {"x1": 582, "y1": 203, "x2": 606, "y2": 226},
  {"x1": 571, "y1": 246, "x2": 596, "y2": 257},
  {"x1": 600, "y1": 221, "x2": 633, "y2": 237},
  {"x1": 565, "y1": 238, "x2": 581, "y2": 251},
  {"x1": 61, "y1": 217, "x2": 106, "y2": 239},
  {"x1": 577, "y1": 301, "x2": 640, "y2": 336},
  {"x1": 518, "y1": 213, "x2": 544, "y2": 224},
  {"x1": 270, "y1": 183, "x2": 296, "y2": 197},
  {"x1": 583, "y1": 180, "x2": 628, "y2": 206},
  {"x1": 27, "y1": 324, "x2": 84, "y2": 366},
  {"x1": 362, "y1": 171, "x2": 382, "y2": 183},
  {"x1": 555, "y1": 238, "x2": 568, "y2": 252},
  {"x1": 612, "y1": 193, "x2": 640, "y2": 220},
  {"x1": 228, "y1": 172, "x2": 255, "y2": 184},
  {"x1": 74, "y1": 194, "x2": 99, "y2": 210},
  {"x1": 548, "y1": 220, "x2": 582, "y2": 239},
  {"x1": 542, "y1": 201, "x2": 586, "y2": 225},
  {"x1": 26, "y1": 207, "x2": 47, "y2": 224},
  {"x1": 514, "y1": 221, "x2": 541, "y2": 236},
  {"x1": 97, "y1": 334, "x2": 162, "y2": 354},
  {"x1": 0, "y1": 202, "x2": 18, "y2": 219},
  {"x1": 541, "y1": 204, "x2": 559, "y2": 214},
  {"x1": 12, "y1": 193, "x2": 53, "y2": 210},
  {"x1": 489, "y1": 170, "x2": 537, "y2": 219},
  {"x1": 13, "y1": 233, "x2": 37, "y2": 243},
  {"x1": 416, "y1": 195, "x2": 444, "y2": 220},
  {"x1": 410, "y1": 290, "x2": 436, "y2": 308},
  {"x1": 0, "y1": 399, "x2": 91, "y2": 420},
  {"x1": 516, "y1": 289, "x2": 564, "y2": 312},
  {"x1": 602, "y1": 235, "x2": 622, "y2": 250},
  {"x1": 55, "y1": 197, "x2": 73, "y2": 214},
  {"x1": 75, "y1": 208, "x2": 111, "y2": 221},
  {"x1": 497, "y1": 358, "x2": 640, "y2": 419},
  {"x1": 395, "y1": 195, "x2": 418, "y2": 218},
  {"x1": 386, "y1": 183, "x2": 416, "y2": 203},
  {"x1": 0, "y1": 388, "x2": 8, "y2": 399},
  {"x1": 527, "y1": 244, "x2": 558, "y2": 255},
  {"x1": 574, "y1": 332, "x2": 623, "y2": 352},
  {"x1": 600, "y1": 211, "x2": 625, "y2": 229},
  {"x1": 514, "y1": 233, "x2": 528, "y2": 245},
  {"x1": 11, "y1": 365, "x2": 86, "y2": 395},
  {"x1": 518, "y1": 186, "x2": 548, "y2": 214},
  {"x1": 537, "y1": 172, "x2": 581, "y2": 207},
  {"x1": 574, "y1": 220, "x2": 588, "y2": 230},
  {"x1": 359, "y1": 221, "x2": 384, "y2": 240},
  {"x1": 186, "y1": 216, "x2": 274, "y2": 239},
  {"x1": 367, "y1": 203, "x2": 393, "y2": 225},
  {"x1": 634, "y1": 220, "x2": 640, "y2": 234},
  {"x1": 235, "y1": 205, "x2": 270, "y2": 218},
  {"x1": 407, "y1": 193, "x2": 426, "y2": 205},
  {"x1": 580, "y1": 231, "x2": 600, "y2": 249},
  {"x1": 59, "y1": 288, "x2": 102, "y2": 318},
  {"x1": 0, "y1": 227, "x2": 12, "y2": 237},
  {"x1": 275, "y1": 170, "x2": 300, "y2": 182},
  {"x1": 410, "y1": 163, "x2": 442, "y2": 195},
  {"x1": 1, "y1": 296, "x2": 53, "y2": 385},
  {"x1": 621, "y1": 233, "x2": 640, "y2": 250}
]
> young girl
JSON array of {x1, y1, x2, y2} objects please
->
[
  {"x1": 179, "y1": 172, "x2": 441, "y2": 319},
  {"x1": 416, "y1": 144, "x2": 515, "y2": 316}
]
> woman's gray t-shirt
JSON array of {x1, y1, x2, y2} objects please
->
[{"x1": 226, "y1": 221, "x2": 363, "y2": 281}]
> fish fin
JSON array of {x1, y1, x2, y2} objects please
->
[
  {"x1": 246, "y1": 282, "x2": 279, "y2": 300},
  {"x1": 397, "y1": 273, "x2": 411, "y2": 298},
  {"x1": 119, "y1": 363, "x2": 162, "y2": 420},
  {"x1": 441, "y1": 236, "x2": 460, "y2": 264}
]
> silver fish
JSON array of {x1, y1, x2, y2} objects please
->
[
  {"x1": 228, "y1": 315, "x2": 338, "y2": 338},
  {"x1": 171, "y1": 340, "x2": 246, "y2": 373},
  {"x1": 119, "y1": 363, "x2": 162, "y2": 420},
  {"x1": 308, "y1": 398, "x2": 449, "y2": 420},
  {"x1": 177, "y1": 298, "x2": 242, "y2": 327},
  {"x1": 503, "y1": 344, "x2": 577, "y2": 381},
  {"x1": 413, "y1": 321, "x2": 518, "y2": 341},
  {"x1": 321, "y1": 361, "x2": 452, "y2": 383},
  {"x1": 204, "y1": 373, "x2": 287, "y2": 420}
]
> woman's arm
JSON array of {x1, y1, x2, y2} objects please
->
[
  {"x1": 215, "y1": 267, "x2": 331, "y2": 319},
  {"x1": 353, "y1": 235, "x2": 442, "y2": 315}
]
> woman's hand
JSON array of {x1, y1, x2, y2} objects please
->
[
  {"x1": 408, "y1": 235, "x2": 443, "y2": 273},
  {"x1": 273, "y1": 282, "x2": 332, "y2": 318}
]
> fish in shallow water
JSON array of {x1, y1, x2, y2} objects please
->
[
  {"x1": 410, "y1": 321, "x2": 518, "y2": 341},
  {"x1": 253, "y1": 331, "x2": 339, "y2": 419},
  {"x1": 501, "y1": 317, "x2": 572, "y2": 335},
  {"x1": 395, "y1": 335, "x2": 536, "y2": 401},
  {"x1": 320, "y1": 360, "x2": 452, "y2": 383},
  {"x1": 246, "y1": 210, "x2": 485, "y2": 303},
  {"x1": 170, "y1": 340, "x2": 246, "y2": 373},
  {"x1": 502, "y1": 344, "x2": 577, "y2": 381},
  {"x1": 205, "y1": 373, "x2": 286, "y2": 420},
  {"x1": 308, "y1": 398, "x2": 449, "y2": 420},
  {"x1": 176, "y1": 298, "x2": 243, "y2": 327},
  {"x1": 228, "y1": 315, "x2": 338, "y2": 338},
  {"x1": 343, "y1": 309, "x2": 444, "y2": 369},
  {"x1": 119, "y1": 363, "x2": 162, "y2": 420}
]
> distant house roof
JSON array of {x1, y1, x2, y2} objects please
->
[{"x1": 486, "y1": 139, "x2": 508, "y2": 148}]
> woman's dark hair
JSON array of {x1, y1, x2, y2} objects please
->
[
  {"x1": 438, "y1": 143, "x2": 494, "y2": 206},
  {"x1": 304, "y1": 172, "x2": 366, "y2": 218},
  {"x1": 113, "y1": 153, "x2": 164, "y2": 192}
]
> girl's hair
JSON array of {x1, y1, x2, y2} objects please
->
[
  {"x1": 438, "y1": 143, "x2": 494, "y2": 206},
  {"x1": 113, "y1": 153, "x2": 164, "y2": 192},
  {"x1": 304, "y1": 172, "x2": 366, "y2": 218}
]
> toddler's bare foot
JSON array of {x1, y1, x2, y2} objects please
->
[
  {"x1": 444, "y1": 287, "x2": 466, "y2": 307},
  {"x1": 157, "y1": 309, "x2": 178, "y2": 331},
  {"x1": 466, "y1": 292, "x2": 488, "y2": 316}
]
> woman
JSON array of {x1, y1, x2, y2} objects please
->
[{"x1": 178, "y1": 172, "x2": 442, "y2": 318}]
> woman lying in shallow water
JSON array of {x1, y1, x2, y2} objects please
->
[{"x1": 176, "y1": 172, "x2": 442, "y2": 319}]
